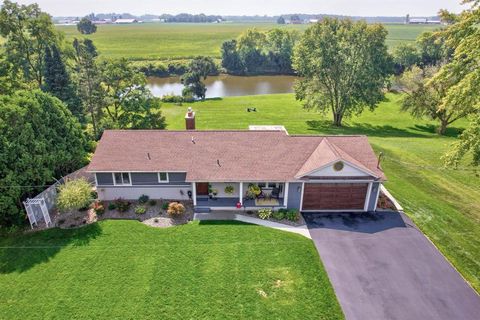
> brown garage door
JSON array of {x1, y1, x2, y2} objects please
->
[{"x1": 302, "y1": 183, "x2": 368, "y2": 210}]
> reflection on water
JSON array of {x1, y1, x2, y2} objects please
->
[{"x1": 147, "y1": 74, "x2": 297, "y2": 98}]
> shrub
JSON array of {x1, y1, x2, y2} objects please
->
[
  {"x1": 57, "y1": 178, "x2": 93, "y2": 213},
  {"x1": 149, "y1": 199, "x2": 157, "y2": 206},
  {"x1": 258, "y1": 208, "x2": 272, "y2": 220},
  {"x1": 138, "y1": 194, "x2": 150, "y2": 204},
  {"x1": 108, "y1": 203, "x2": 117, "y2": 210},
  {"x1": 286, "y1": 209, "x2": 300, "y2": 222},
  {"x1": 161, "y1": 202, "x2": 169, "y2": 210},
  {"x1": 161, "y1": 94, "x2": 184, "y2": 103},
  {"x1": 167, "y1": 202, "x2": 185, "y2": 216},
  {"x1": 224, "y1": 185, "x2": 234, "y2": 194},
  {"x1": 272, "y1": 210, "x2": 285, "y2": 220},
  {"x1": 90, "y1": 190, "x2": 98, "y2": 200},
  {"x1": 91, "y1": 201, "x2": 105, "y2": 215},
  {"x1": 115, "y1": 198, "x2": 131, "y2": 212},
  {"x1": 135, "y1": 205, "x2": 147, "y2": 215}
]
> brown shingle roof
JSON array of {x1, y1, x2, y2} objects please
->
[{"x1": 87, "y1": 130, "x2": 385, "y2": 182}]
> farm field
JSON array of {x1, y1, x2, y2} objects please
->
[
  {"x1": 161, "y1": 93, "x2": 480, "y2": 292},
  {"x1": 54, "y1": 23, "x2": 440, "y2": 61},
  {"x1": 0, "y1": 220, "x2": 343, "y2": 320}
]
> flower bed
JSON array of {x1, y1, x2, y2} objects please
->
[
  {"x1": 239, "y1": 208, "x2": 305, "y2": 227},
  {"x1": 54, "y1": 199, "x2": 194, "y2": 229}
]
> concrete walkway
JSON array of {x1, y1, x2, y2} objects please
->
[{"x1": 193, "y1": 212, "x2": 311, "y2": 238}]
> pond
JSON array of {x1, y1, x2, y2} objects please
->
[{"x1": 147, "y1": 75, "x2": 298, "y2": 98}]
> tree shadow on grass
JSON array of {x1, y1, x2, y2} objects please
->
[
  {"x1": 0, "y1": 223, "x2": 102, "y2": 274},
  {"x1": 306, "y1": 120, "x2": 429, "y2": 138},
  {"x1": 408, "y1": 124, "x2": 464, "y2": 138}
]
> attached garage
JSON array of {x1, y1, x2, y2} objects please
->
[{"x1": 302, "y1": 183, "x2": 369, "y2": 211}]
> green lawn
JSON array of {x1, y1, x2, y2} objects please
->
[
  {"x1": 161, "y1": 93, "x2": 480, "y2": 292},
  {"x1": 0, "y1": 220, "x2": 343, "y2": 319},
  {"x1": 54, "y1": 23, "x2": 439, "y2": 61}
]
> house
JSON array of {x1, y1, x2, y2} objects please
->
[{"x1": 87, "y1": 108, "x2": 385, "y2": 212}]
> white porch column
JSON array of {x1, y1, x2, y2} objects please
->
[
  {"x1": 283, "y1": 182, "x2": 289, "y2": 207},
  {"x1": 239, "y1": 182, "x2": 243, "y2": 205},
  {"x1": 192, "y1": 182, "x2": 197, "y2": 206}
]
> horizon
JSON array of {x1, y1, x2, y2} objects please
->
[{"x1": 11, "y1": 0, "x2": 465, "y2": 17}]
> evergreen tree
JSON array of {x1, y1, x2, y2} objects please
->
[{"x1": 43, "y1": 45, "x2": 83, "y2": 121}]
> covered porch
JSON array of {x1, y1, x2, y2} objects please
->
[{"x1": 192, "y1": 182, "x2": 289, "y2": 210}]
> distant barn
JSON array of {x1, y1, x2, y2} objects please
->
[{"x1": 114, "y1": 18, "x2": 139, "y2": 24}]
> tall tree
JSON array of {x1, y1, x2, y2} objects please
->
[
  {"x1": 437, "y1": 0, "x2": 480, "y2": 166},
  {"x1": 100, "y1": 59, "x2": 166, "y2": 129},
  {"x1": 73, "y1": 38, "x2": 104, "y2": 138},
  {"x1": 392, "y1": 43, "x2": 421, "y2": 75},
  {"x1": 181, "y1": 56, "x2": 217, "y2": 100},
  {"x1": 77, "y1": 17, "x2": 97, "y2": 35},
  {"x1": 0, "y1": 90, "x2": 88, "y2": 228},
  {"x1": 43, "y1": 45, "x2": 83, "y2": 121},
  {"x1": 293, "y1": 18, "x2": 392, "y2": 126},
  {"x1": 221, "y1": 40, "x2": 243, "y2": 74},
  {"x1": 0, "y1": 0, "x2": 61, "y2": 87},
  {"x1": 277, "y1": 16, "x2": 286, "y2": 24},
  {"x1": 398, "y1": 65, "x2": 474, "y2": 135}
]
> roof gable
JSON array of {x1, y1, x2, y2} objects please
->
[{"x1": 295, "y1": 137, "x2": 380, "y2": 179}]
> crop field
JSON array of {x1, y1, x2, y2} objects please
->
[{"x1": 55, "y1": 23, "x2": 440, "y2": 61}]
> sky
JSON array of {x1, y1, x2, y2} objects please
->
[{"x1": 12, "y1": 0, "x2": 465, "y2": 17}]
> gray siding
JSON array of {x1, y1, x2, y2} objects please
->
[
  {"x1": 96, "y1": 173, "x2": 114, "y2": 185},
  {"x1": 287, "y1": 182, "x2": 303, "y2": 209},
  {"x1": 367, "y1": 182, "x2": 381, "y2": 211},
  {"x1": 131, "y1": 172, "x2": 189, "y2": 185},
  {"x1": 96, "y1": 172, "x2": 188, "y2": 186}
]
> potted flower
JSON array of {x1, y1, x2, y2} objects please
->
[{"x1": 211, "y1": 188, "x2": 218, "y2": 200}]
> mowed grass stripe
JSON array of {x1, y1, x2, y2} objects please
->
[{"x1": 0, "y1": 220, "x2": 343, "y2": 319}]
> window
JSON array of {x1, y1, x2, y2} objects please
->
[
  {"x1": 113, "y1": 172, "x2": 131, "y2": 185},
  {"x1": 267, "y1": 182, "x2": 277, "y2": 188},
  {"x1": 258, "y1": 182, "x2": 266, "y2": 188},
  {"x1": 158, "y1": 172, "x2": 169, "y2": 183}
]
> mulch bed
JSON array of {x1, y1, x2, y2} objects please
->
[{"x1": 54, "y1": 199, "x2": 194, "y2": 229}]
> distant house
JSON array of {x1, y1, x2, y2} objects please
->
[
  {"x1": 309, "y1": 19, "x2": 319, "y2": 24},
  {"x1": 114, "y1": 18, "x2": 139, "y2": 24},
  {"x1": 88, "y1": 108, "x2": 385, "y2": 213}
]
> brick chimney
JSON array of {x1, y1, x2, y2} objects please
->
[{"x1": 185, "y1": 107, "x2": 195, "y2": 130}]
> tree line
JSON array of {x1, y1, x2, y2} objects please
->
[{"x1": 159, "y1": 13, "x2": 222, "y2": 23}]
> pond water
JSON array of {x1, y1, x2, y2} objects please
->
[{"x1": 147, "y1": 75, "x2": 297, "y2": 98}]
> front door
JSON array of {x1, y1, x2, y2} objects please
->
[{"x1": 196, "y1": 183, "x2": 209, "y2": 196}]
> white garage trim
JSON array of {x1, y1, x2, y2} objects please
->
[{"x1": 363, "y1": 182, "x2": 373, "y2": 212}]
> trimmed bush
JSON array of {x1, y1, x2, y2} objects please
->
[
  {"x1": 286, "y1": 209, "x2": 300, "y2": 222},
  {"x1": 135, "y1": 205, "x2": 147, "y2": 215},
  {"x1": 138, "y1": 194, "x2": 150, "y2": 204},
  {"x1": 108, "y1": 203, "x2": 117, "y2": 211},
  {"x1": 272, "y1": 210, "x2": 285, "y2": 220},
  {"x1": 258, "y1": 208, "x2": 272, "y2": 220},
  {"x1": 167, "y1": 202, "x2": 185, "y2": 216},
  {"x1": 161, "y1": 202, "x2": 169, "y2": 210},
  {"x1": 149, "y1": 199, "x2": 157, "y2": 206},
  {"x1": 115, "y1": 198, "x2": 131, "y2": 212}
]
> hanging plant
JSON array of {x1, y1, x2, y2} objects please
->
[{"x1": 224, "y1": 185, "x2": 234, "y2": 194}]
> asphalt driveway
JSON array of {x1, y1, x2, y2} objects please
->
[{"x1": 304, "y1": 211, "x2": 480, "y2": 320}]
